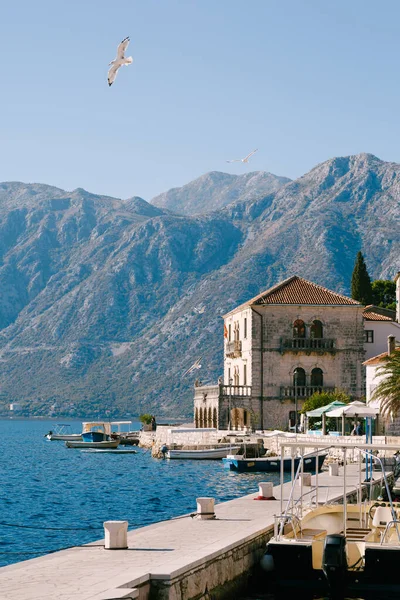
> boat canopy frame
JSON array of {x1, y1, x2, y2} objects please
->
[{"x1": 277, "y1": 440, "x2": 400, "y2": 543}]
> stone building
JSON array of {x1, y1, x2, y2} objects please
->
[{"x1": 194, "y1": 276, "x2": 366, "y2": 431}]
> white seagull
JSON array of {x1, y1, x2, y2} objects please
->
[
  {"x1": 108, "y1": 37, "x2": 133, "y2": 87},
  {"x1": 182, "y1": 357, "x2": 202, "y2": 377},
  {"x1": 227, "y1": 149, "x2": 258, "y2": 164},
  {"x1": 193, "y1": 305, "x2": 205, "y2": 314}
]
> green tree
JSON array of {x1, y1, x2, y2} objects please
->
[
  {"x1": 139, "y1": 413, "x2": 153, "y2": 425},
  {"x1": 371, "y1": 279, "x2": 396, "y2": 311},
  {"x1": 351, "y1": 251, "x2": 373, "y2": 304},
  {"x1": 301, "y1": 390, "x2": 351, "y2": 414},
  {"x1": 371, "y1": 351, "x2": 400, "y2": 417}
]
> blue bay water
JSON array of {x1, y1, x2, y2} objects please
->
[{"x1": 0, "y1": 419, "x2": 289, "y2": 568}]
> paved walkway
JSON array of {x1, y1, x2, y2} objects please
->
[{"x1": 0, "y1": 465, "x2": 384, "y2": 600}]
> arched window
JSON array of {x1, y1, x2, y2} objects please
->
[
  {"x1": 311, "y1": 368, "x2": 323, "y2": 387},
  {"x1": 199, "y1": 408, "x2": 204, "y2": 428},
  {"x1": 293, "y1": 367, "x2": 306, "y2": 387},
  {"x1": 310, "y1": 320, "x2": 323, "y2": 339},
  {"x1": 212, "y1": 408, "x2": 218, "y2": 428},
  {"x1": 195, "y1": 408, "x2": 199, "y2": 428},
  {"x1": 293, "y1": 319, "x2": 306, "y2": 338}
]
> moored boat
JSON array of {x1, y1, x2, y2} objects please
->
[
  {"x1": 261, "y1": 440, "x2": 400, "y2": 598},
  {"x1": 45, "y1": 424, "x2": 83, "y2": 441},
  {"x1": 222, "y1": 451, "x2": 327, "y2": 473},
  {"x1": 66, "y1": 422, "x2": 120, "y2": 449},
  {"x1": 65, "y1": 439, "x2": 120, "y2": 449},
  {"x1": 164, "y1": 446, "x2": 240, "y2": 460}
]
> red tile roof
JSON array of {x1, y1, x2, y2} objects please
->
[
  {"x1": 363, "y1": 312, "x2": 393, "y2": 321},
  {"x1": 364, "y1": 348, "x2": 400, "y2": 366},
  {"x1": 363, "y1": 305, "x2": 395, "y2": 321},
  {"x1": 224, "y1": 276, "x2": 361, "y2": 317},
  {"x1": 250, "y1": 276, "x2": 360, "y2": 307}
]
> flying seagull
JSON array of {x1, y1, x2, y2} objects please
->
[
  {"x1": 227, "y1": 149, "x2": 258, "y2": 163},
  {"x1": 182, "y1": 357, "x2": 202, "y2": 377},
  {"x1": 108, "y1": 37, "x2": 133, "y2": 87},
  {"x1": 193, "y1": 305, "x2": 205, "y2": 314}
]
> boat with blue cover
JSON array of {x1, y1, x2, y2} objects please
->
[
  {"x1": 222, "y1": 451, "x2": 327, "y2": 473},
  {"x1": 65, "y1": 422, "x2": 120, "y2": 449}
]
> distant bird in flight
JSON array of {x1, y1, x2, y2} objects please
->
[
  {"x1": 108, "y1": 37, "x2": 133, "y2": 87},
  {"x1": 182, "y1": 357, "x2": 202, "y2": 377},
  {"x1": 227, "y1": 149, "x2": 258, "y2": 164},
  {"x1": 193, "y1": 305, "x2": 205, "y2": 314}
]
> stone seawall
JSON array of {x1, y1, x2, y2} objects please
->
[{"x1": 140, "y1": 427, "x2": 392, "y2": 460}]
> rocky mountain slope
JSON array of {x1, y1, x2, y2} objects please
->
[
  {"x1": 151, "y1": 171, "x2": 291, "y2": 215},
  {"x1": 0, "y1": 153, "x2": 399, "y2": 417}
]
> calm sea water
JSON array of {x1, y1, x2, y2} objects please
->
[{"x1": 0, "y1": 419, "x2": 288, "y2": 568}]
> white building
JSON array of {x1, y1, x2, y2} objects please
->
[
  {"x1": 364, "y1": 335, "x2": 400, "y2": 435},
  {"x1": 363, "y1": 305, "x2": 400, "y2": 359}
]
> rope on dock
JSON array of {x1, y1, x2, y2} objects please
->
[{"x1": 0, "y1": 521, "x2": 103, "y2": 531}]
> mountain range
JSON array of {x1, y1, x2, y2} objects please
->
[{"x1": 0, "y1": 153, "x2": 399, "y2": 417}]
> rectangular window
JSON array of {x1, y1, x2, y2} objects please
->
[
  {"x1": 243, "y1": 364, "x2": 247, "y2": 385},
  {"x1": 244, "y1": 317, "x2": 247, "y2": 338},
  {"x1": 364, "y1": 330, "x2": 374, "y2": 343},
  {"x1": 228, "y1": 367, "x2": 231, "y2": 384},
  {"x1": 228, "y1": 324, "x2": 231, "y2": 342}
]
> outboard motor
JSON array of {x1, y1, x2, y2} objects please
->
[{"x1": 322, "y1": 534, "x2": 347, "y2": 599}]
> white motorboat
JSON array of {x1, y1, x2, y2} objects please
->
[
  {"x1": 65, "y1": 439, "x2": 120, "y2": 449},
  {"x1": 45, "y1": 424, "x2": 82, "y2": 441},
  {"x1": 261, "y1": 440, "x2": 400, "y2": 599},
  {"x1": 164, "y1": 446, "x2": 240, "y2": 460}
]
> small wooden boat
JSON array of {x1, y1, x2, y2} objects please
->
[
  {"x1": 222, "y1": 451, "x2": 327, "y2": 473},
  {"x1": 65, "y1": 439, "x2": 120, "y2": 449},
  {"x1": 165, "y1": 446, "x2": 240, "y2": 460},
  {"x1": 45, "y1": 424, "x2": 82, "y2": 442}
]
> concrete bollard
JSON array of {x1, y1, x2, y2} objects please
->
[
  {"x1": 104, "y1": 521, "x2": 128, "y2": 549},
  {"x1": 196, "y1": 497, "x2": 215, "y2": 520},
  {"x1": 254, "y1": 481, "x2": 274, "y2": 500},
  {"x1": 298, "y1": 473, "x2": 312, "y2": 486},
  {"x1": 329, "y1": 463, "x2": 339, "y2": 476}
]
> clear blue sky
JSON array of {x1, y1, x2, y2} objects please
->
[{"x1": 1, "y1": 0, "x2": 400, "y2": 200}]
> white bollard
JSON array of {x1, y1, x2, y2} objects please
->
[
  {"x1": 104, "y1": 521, "x2": 128, "y2": 549},
  {"x1": 329, "y1": 463, "x2": 339, "y2": 476},
  {"x1": 257, "y1": 482, "x2": 274, "y2": 499},
  {"x1": 196, "y1": 497, "x2": 215, "y2": 520},
  {"x1": 298, "y1": 473, "x2": 312, "y2": 486}
]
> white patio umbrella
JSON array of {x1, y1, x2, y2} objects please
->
[{"x1": 326, "y1": 401, "x2": 379, "y2": 435}]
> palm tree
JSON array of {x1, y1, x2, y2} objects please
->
[{"x1": 371, "y1": 350, "x2": 400, "y2": 417}]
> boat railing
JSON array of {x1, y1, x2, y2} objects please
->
[
  {"x1": 358, "y1": 449, "x2": 400, "y2": 543},
  {"x1": 274, "y1": 513, "x2": 302, "y2": 540},
  {"x1": 380, "y1": 520, "x2": 400, "y2": 545}
]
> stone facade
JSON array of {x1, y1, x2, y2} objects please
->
[
  {"x1": 194, "y1": 276, "x2": 366, "y2": 431},
  {"x1": 224, "y1": 303, "x2": 365, "y2": 430}
]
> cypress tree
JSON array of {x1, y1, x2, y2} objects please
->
[{"x1": 351, "y1": 251, "x2": 373, "y2": 304}]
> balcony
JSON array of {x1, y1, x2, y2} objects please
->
[
  {"x1": 280, "y1": 386, "x2": 335, "y2": 400},
  {"x1": 281, "y1": 338, "x2": 335, "y2": 353},
  {"x1": 220, "y1": 384, "x2": 252, "y2": 397},
  {"x1": 225, "y1": 340, "x2": 242, "y2": 358}
]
